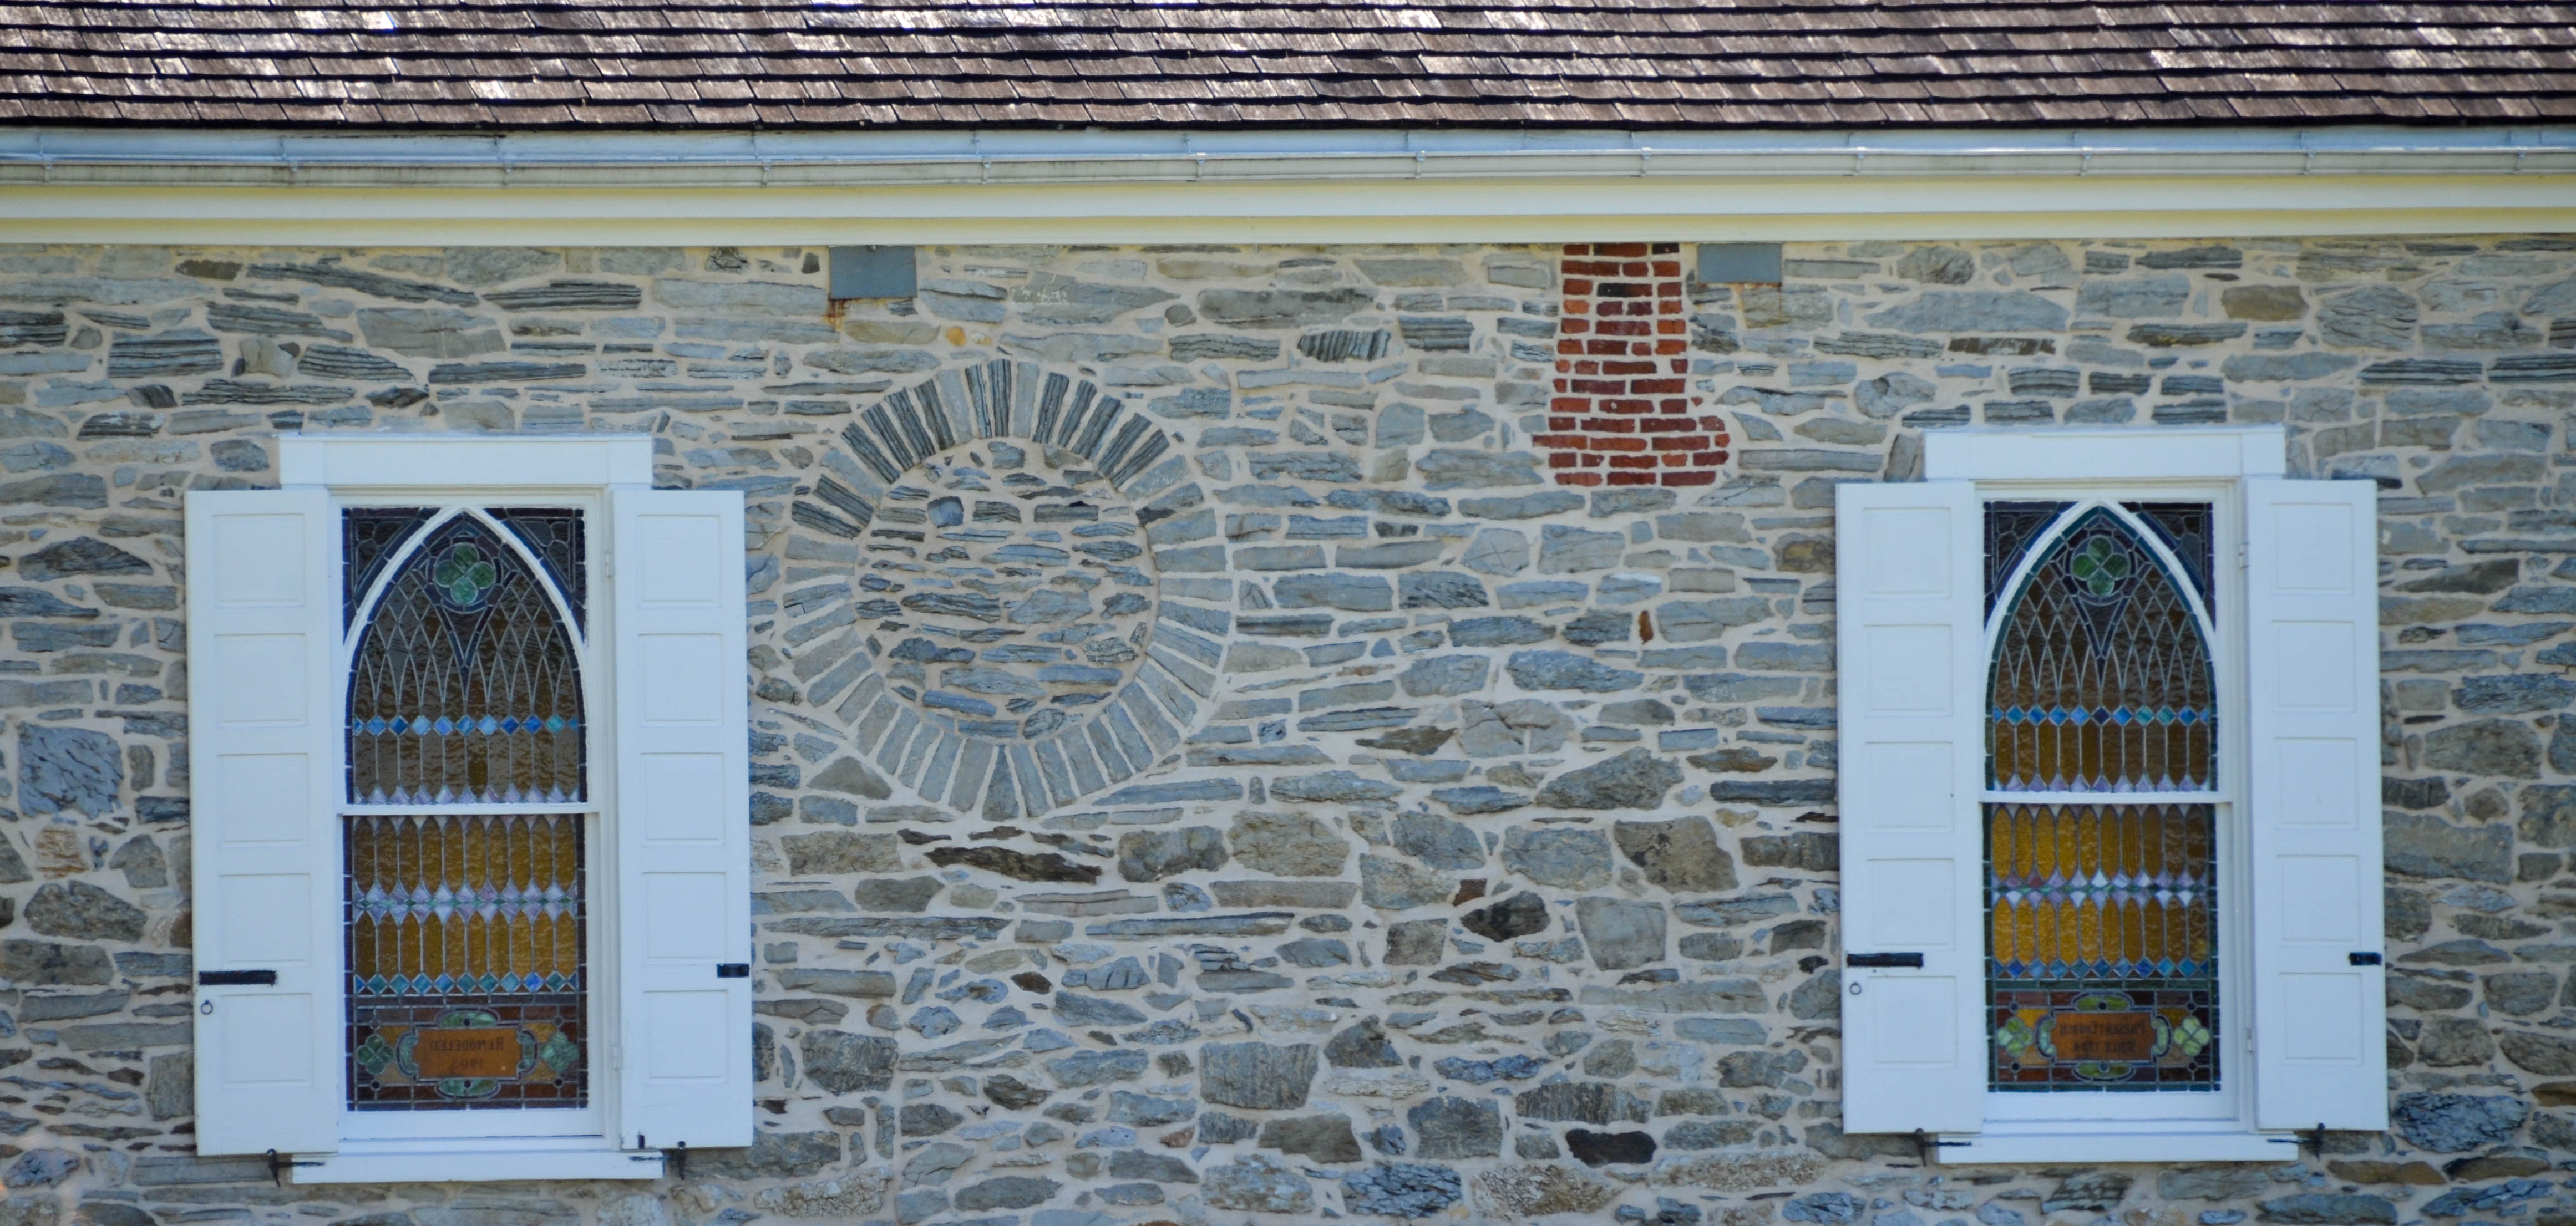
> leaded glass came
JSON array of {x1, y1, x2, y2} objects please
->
[
  {"x1": 1985, "y1": 502, "x2": 2221, "y2": 1092},
  {"x1": 346, "y1": 812, "x2": 588, "y2": 1110},
  {"x1": 348, "y1": 513, "x2": 586, "y2": 805}
]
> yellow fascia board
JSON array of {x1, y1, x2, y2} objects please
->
[{"x1": 1, "y1": 172, "x2": 2572, "y2": 247}]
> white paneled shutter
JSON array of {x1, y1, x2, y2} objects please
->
[
  {"x1": 2245, "y1": 478, "x2": 2387, "y2": 1131},
  {"x1": 1835, "y1": 480, "x2": 1985, "y2": 1136},
  {"x1": 187, "y1": 489, "x2": 342, "y2": 1156},
  {"x1": 611, "y1": 489, "x2": 752, "y2": 1150}
]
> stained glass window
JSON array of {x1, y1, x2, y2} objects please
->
[
  {"x1": 1987, "y1": 506, "x2": 2214, "y2": 793},
  {"x1": 348, "y1": 513, "x2": 586, "y2": 805},
  {"x1": 1985, "y1": 502, "x2": 2219, "y2": 1092},
  {"x1": 346, "y1": 812, "x2": 588, "y2": 1110}
]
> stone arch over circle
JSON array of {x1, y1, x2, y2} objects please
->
[{"x1": 798, "y1": 359, "x2": 1215, "y2": 821}]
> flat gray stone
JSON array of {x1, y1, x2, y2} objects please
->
[
  {"x1": 1502, "y1": 826, "x2": 1614, "y2": 888},
  {"x1": 1261, "y1": 1113, "x2": 1362, "y2": 1163},
  {"x1": 1576, "y1": 897, "x2": 1666, "y2": 970},
  {"x1": 18, "y1": 725, "x2": 121, "y2": 818},
  {"x1": 1204, "y1": 1154, "x2": 1314, "y2": 1213},
  {"x1": 1613, "y1": 817, "x2": 1737, "y2": 891},
  {"x1": 1226, "y1": 808, "x2": 1350, "y2": 876},
  {"x1": 1407, "y1": 1096, "x2": 1500, "y2": 1159},
  {"x1": 1118, "y1": 826, "x2": 1227, "y2": 882},
  {"x1": 1392, "y1": 812, "x2": 1485, "y2": 870},
  {"x1": 1201, "y1": 1042, "x2": 1317, "y2": 1110}
]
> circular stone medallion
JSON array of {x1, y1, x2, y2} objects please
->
[{"x1": 875, "y1": 439, "x2": 1157, "y2": 741}]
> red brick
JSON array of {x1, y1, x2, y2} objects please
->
[
  {"x1": 1604, "y1": 360, "x2": 1657, "y2": 375},
  {"x1": 1585, "y1": 339, "x2": 1626, "y2": 355},
  {"x1": 1661, "y1": 470, "x2": 1717, "y2": 487},
  {"x1": 1598, "y1": 321, "x2": 1651, "y2": 337},
  {"x1": 1608, "y1": 454, "x2": 1657, "y2": 470},
  {"x1": 1596, "y1": 242, "x2": 1650, "y2": 257},
  {"x1": 1582, "y1": 418, "x2": 1635, "y2": 433},
  {"x1": 1550, "y1": 397, "x2": 1590, "y2": 412},
  {"x1": 1556, "y1": 471, "x2": 1604, "y2": 487},
  {"x1": 1593, "y1": 436, "x2": 1647, "y2": 453},
  {"x1": 1653, "y1": 260, "x2": 1682, "y2": 276},
  {"x1": 1569, "y1": 379, "x2": 1627, "y2": 395},
  {"x1": 1637, "y1": 418, "x2": 1701, "y2": 434},
  {"x1": 1532, "y1": 434, "x2": 1588, "y2": 449}
]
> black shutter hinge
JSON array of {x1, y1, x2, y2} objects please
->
[
  {"x1": 633, "y1": 1137, "x2": 687, "y2": 1178},
  {"x1": 717, "y1": 963, "x2": 750, "y2": 979},
  {"x1": 1912, "y1": 1130, "x2": 1968, "y2": 1163},
  {"x1": 2349, "y1": 952, "x2": 2382, "y2": 966},
  {"x1": 265, "y1": 1150, "x2": 321, "y2": 1186},
  {"x1": 1848, "y1": 952, "x2": 1924, "y2": 969},
  {"x1": 201, "y1": 970, "x2": 277, "y2": 986},
  {"x1": 2269, "y1": 1122, "x2": 2330, "y2": 1158}
]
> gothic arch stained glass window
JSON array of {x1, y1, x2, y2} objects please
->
[
  {"x1": 1985, "y1": 501, "x2": 2220, "y2": 1092},
  {"x1": 348, "y1": 511, "x2": 586, "y2": 806},
  {"x1": 343, "y1": 506, "x2": 591, "y2": 1112}
]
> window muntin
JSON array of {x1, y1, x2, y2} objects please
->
[
  {"x1": 1984, "y1": 501, "x2": 2222, "y2": 1094},
  {"x1": 341, "y1": 506, "x2": 595, "y2": 1118}
]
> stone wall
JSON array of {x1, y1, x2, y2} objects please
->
[{"x1": 1, "y1": 234, "x2": 2575, "y2": 1226}]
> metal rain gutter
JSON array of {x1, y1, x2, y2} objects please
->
[{"x1": 1, "y1": 124, "x2": 2573, "y2": 188}]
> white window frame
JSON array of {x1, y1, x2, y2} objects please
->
[
  {"x1": 1968, "y1": 483, "x2": 2251, "y2": 1145},
  {"x1": 1837, "y1": 424, "x2": 2385, "y2": 1163},
  {"x1": 335, "y1": 497, "x2": 608, "y2": 1146},
  {"x1": 188, "y1": 434, "x2": 751, "y2": 1184}
]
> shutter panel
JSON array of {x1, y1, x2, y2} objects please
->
[
  {"x1": 186, "y1": 489, "x2": 341, "y2": 1156},
  {"x1": 2245, "y1": 477, "x2": 2386, "y2": 1131},
  {"x1": 1835, "y1": 480, "x2": 1985, "y2": 1136},
  {"x1": 1834, "y1": 481, "x2": 1989, "y2": 1138},
  {"x1": 612, "y1": 489, "x2": 752, "y2": 1149}
]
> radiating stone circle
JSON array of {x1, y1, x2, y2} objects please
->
[{"x1": 873, "y1": 438, "x2": 1158, "y2": 742}]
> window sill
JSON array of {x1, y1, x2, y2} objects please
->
[
  {"x1": 1946, "y1": 1125, "x2": 2293, "y2": 1164},
  {"x1": 293, "y1": 1141, "x2": 662, "y2": 1183}
]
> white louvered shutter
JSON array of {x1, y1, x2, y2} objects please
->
[
  {"x1": 186, "y1": 488, "x2": 342, "y2": 1156},
  {"x1": 612, "y1": 489, "x2": 752, "y2": 1149},
  {"x1": 1835, "y1": 480, "x2": 1985, "y2": 1136},
  {"x1": 2245, "y1": 477, "x2": 2387, "y2": 1131}
]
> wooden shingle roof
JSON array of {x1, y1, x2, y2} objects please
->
[{"x1": 6, "y1": 1, "x2": 2575, "y2": 130}]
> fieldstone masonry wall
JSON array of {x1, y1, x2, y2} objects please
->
[{"x1": 0, "y1": 235, "x2": 2574, "y2": 1226}]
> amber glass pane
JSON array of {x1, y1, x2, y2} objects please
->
[
  {"x1": 1987, "y1": 802, "x2": 2218, "y2": 1090},
  {"x1": 348, "y1": 514, "x2": 585, "y2": 804},
  {"x1": 1987, "y1": 506, "x2": 2215, "y2": 792},
  {"x1": 347, "y1": 812, "x2": 586, "y2": 1110}
]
